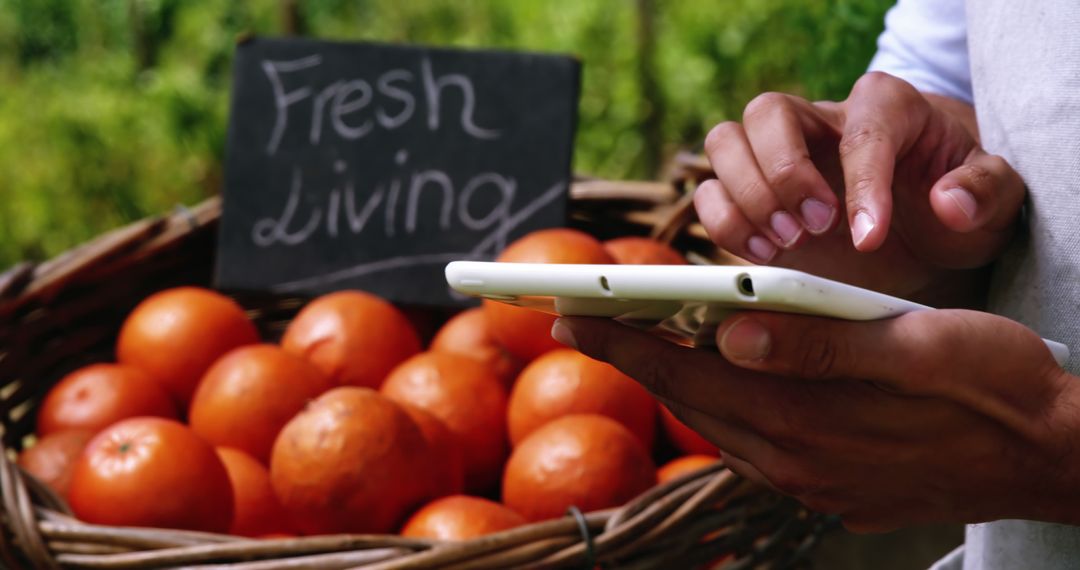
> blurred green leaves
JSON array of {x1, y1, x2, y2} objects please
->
[{"x1": 0, "y1": 0, "x2": 890, "y2": 269}]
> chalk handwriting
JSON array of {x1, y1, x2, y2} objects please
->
[
  {"x1": 420, "y1": 58, "x2": 499, "y2": 139},
  {"x1": 268, "y1": 181, "x2": 565, "y2": 293},
  {"x1": 405, "y1": 170, "x2": 454, "y2": 233},
  {"x1": 262, "y1": 56, "x2": 500, "y2": 155},
  {"x1": 251, "y1": 163, "x2": 519, "y2": 247},
  {"x1": 376, "y1": 71, "x2": 415, "y2": 129},
  {"x1": 251, "y1": 168, "x2": 320, "y2": 246},
  {"x1": 263, "y1": 55, "x2": 322, "y2": 155}
]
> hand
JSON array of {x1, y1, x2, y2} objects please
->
[
  {"x1": 695, "y1": 72, "x2": 1025, "y2": 305},
  {"x1": 552, "y1": 314, "x2": 1076, "y2": 532}
]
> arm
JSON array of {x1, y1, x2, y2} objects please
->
[{"x1": 554, "y1": 0, "x2": 1076, "y2": 533}]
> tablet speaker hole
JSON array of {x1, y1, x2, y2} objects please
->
[
  {"x1": 736, "y1": 274, "x2": 756, "y2": 298},
  {"x1": 599, "y1": 275, "x2": 613, "y2": 296}
]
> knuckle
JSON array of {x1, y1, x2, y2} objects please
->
[
  {"x1": 852, "y1": 71, "x2": 909, "y2": 100},
  {"x1": 695, "y1": 178, "x2": 722, "y2": 194},
  {"x1": 766, "y1": 154, "x2": 812, "y2": 189},
  {"x1": 796, "y1": 330, "x2": 847, "y2": 379},
  {"x1": 693, "y1": 179, "x2": 722, "y2": 205},
  {"x1": 849, "y1": 72, "x2": 925, "y2": 115},
  {"x1": 853, "y1": 70, "x2": 894, "y2": 91},
  {"x1": 743, "y1": 91, "x2": 788, "y2": 122},
  {"x1": 994, "y1": 155, "x2": 1024, "y2": 190},
  {"x1": 959, "y1": 162, "x2": 994, "y2": 190},
  {"x1": 847, "y1": 171, "x2": 878, "y2": 199},
  {"x1": 984, "y1": 153, "x2": 1010, "y2": 173},
  {"x1": 733, "y1": 178, "x2": 769, "y2": 204},
  {"x1": 704, "y1": 121, "x2": 741, "y2": 155},
  {"x1": 709, "y1": 204, "x2": 744, "y2": 239},
  {"x1": 838, "y1": 123, "x2": 886, "y2": 159},
  {"x1": 697, "y1": 198, "x2": 744, "y2": 243}
]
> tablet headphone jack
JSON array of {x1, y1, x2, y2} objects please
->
[{"x1": 736, "y1": 274, "x2": 756, "y2": 298}]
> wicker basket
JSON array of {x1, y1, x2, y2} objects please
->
[{"x1": 0, "y1": 153, "x2": 830, "y2": 569}]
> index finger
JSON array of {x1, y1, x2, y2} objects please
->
[{"x1": 838, "y1": 73, "x2": 931, "y2": 251}]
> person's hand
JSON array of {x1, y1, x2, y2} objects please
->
[
  {"x1": 551, "y1": 314, "x2": 1077, "y2": 532},
  {"x1": 695, "y1": 72, "x2": 1025, "y2": 305}
]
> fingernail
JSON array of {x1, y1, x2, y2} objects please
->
[
  {"x1": 942, "y1": 187, "x2": 977, "y2": 222},
  {"x1": 770, "y1": 211, "x2": 803, "y2": 246},
  {"x1": 720, "y1": 317, "x2": 771, "y2": 361},
  {"x1": 800, "y1": 198, "x2": 835, "y2": 234},
  {"x1": 851, "y1": 211, "x2": 875, "y2": 247},
  {"x1": 551, "y1": 319, "x2": 577, "y2": 349},
  {"x1": 746, "y1": 235, "x2": 777, "y2": 263}
]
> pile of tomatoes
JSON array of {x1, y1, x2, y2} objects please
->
[{"x1": 18, "y1": 229, "x2": 720, "y2": 541}]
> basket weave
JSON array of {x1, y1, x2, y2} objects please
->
[{"x1": 0, "y1": 153, "x2": 830, "y2": 569}]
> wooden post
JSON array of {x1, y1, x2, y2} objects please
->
[
  {"x1": 636, "y1": 0, "x2": 664, "y2": 179},
  {"x1": 281, "y1": 0, "x2": 307, "y2": 36}
]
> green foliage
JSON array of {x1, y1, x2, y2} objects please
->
[{"x1": 0, "y1": 0, "x2": 891, "y2": 269}]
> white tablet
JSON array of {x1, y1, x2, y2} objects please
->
[{"x1": 445, "y1": 261, "x2": 1070, "y2": 367}]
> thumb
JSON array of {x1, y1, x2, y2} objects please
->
[
  {"x1": 929, "y1": 148, "x2": 1025, "y2": 234},
  {"x1": 714, "y1": 310, "x2": 1058, "y2": 388},
  {"x1": 714, "y1": 310, "x2": 1067, "y2": 438}
]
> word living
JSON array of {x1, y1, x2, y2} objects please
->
[
  {"x1": 262, "y1": 54, "x2": 501, "y2": 155},
  {"x1": 252, "y1": 154, "x2": 517, "y2": 249}
]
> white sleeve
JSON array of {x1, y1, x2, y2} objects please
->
[{"x1": 867, "y1": 0, "x2": 973, "y2": 104}]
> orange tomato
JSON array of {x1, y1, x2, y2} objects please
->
[
  {"x1": 508, "y1": 349, "x2": 656, "y2": 449},
  {"x1": 216, "y1": 447, "x2": 291, "y2": 537},
  {"x1": 381, "y1": 352, "x2": 508, "y2": 493},
  {"x1": 604, "y1": 237, "x2": 687, "y2": 265},
  {"x1": 68, "y1": 418, "x2": 233, "y2": 532},
  {"x1": 430, "y1": 308, "x2": 523, "y2": 388},
  {"x1": 503, "y1": 414, "x2": 656, "y2": 522},
  {"x1": 17, "y1": 430, "x2": 93, "y2": 498},
  {"x1": 401, "y1": 495, "x2": 526, "y2": 540},
  {"x1": 36, "y1": 363, "x2": 177, "y2": 437},
  {"x1": 270, "y1": 388, "x2": 431, "y2": 535},
  {"x1": 117, "y1": 287, "x2": 259, "y2": 407},
  {"x1": 485, "y1": 229, "x2": 614, "y2": 362},
  {"x1": 282, "y1": 291, "x2": 421, "y2": 389},
  {"x1": 657, "y1": 455, "x2": 721, "y2": 485},
  {"x1": 660, "y1": 405, "x2": 717, "y2": 456},
  {"x1": 398, "y1": 403, "x2": 465, "y2": 499},
  {"x1": 189, "y1": 345, "x2": 333, "y2": 464}
]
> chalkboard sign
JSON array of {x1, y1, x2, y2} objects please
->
[{"x1": 216, "y1": 37, "x2": 580, "y2": 306}]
